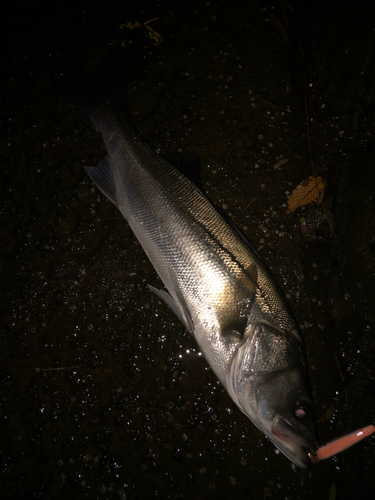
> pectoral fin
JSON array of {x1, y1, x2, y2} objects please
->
[{"x1": 148, "y1": 279, "x2": 194, "y2": 334}]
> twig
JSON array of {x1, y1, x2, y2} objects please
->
[
  {"x1": 244, "y1": 194, "x2": 259, "y2": 212},
  {"x1": 304, "y1": 92, "x2": 335, "y2": 234},
  {"x1": 333, "y1": 351, "x2": 345, "y2": 383},
  {"x1": 144, "y1": 18, "x2": 159, "y2": 26},
  {"x1": 281, "y1": 0, "x2": 295, "y2": 12},
  {"x1": 35, "y1": 366, "x2": 78, "y2": 373}
]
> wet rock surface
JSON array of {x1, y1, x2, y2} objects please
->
[{"x1": 1, "y1": 1, "x2": 374, "y2": 499}]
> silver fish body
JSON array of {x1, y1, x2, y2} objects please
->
[{"x1": 58, "y1": 59, "x2": 317, "y2": 467}]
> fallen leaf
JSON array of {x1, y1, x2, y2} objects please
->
[
  {"x1": 319, "y1": 403, "x2": 335, "y2": 423},
  {"x1": 285, "y1": 176, "x2": 326, "y2": 214}
]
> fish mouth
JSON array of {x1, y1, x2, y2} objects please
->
[{"x1": 270, "y1": 416, "x2": 317, "y2": 468}]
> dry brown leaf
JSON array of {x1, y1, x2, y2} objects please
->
[{"x1": 285, "y1": 176, "x2": 326, "y2": 214}]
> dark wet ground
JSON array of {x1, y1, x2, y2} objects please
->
[{"x1": 1, "y1": 1, "x2": 375, "y2": 499}]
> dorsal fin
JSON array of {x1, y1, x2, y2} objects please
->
[
  {"x1": 148, "y1": 265, "x2": 194, "y2": 333},
  {"x1": 215, "y1": 205, "x2": 264, "y2": 262},
  {"x1": 161, "y1": 152, "x2": 204, "y2": 192}
]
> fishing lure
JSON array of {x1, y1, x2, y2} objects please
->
[{"x1": 310, "y1": 424, "x2": 375, "y2": 463}]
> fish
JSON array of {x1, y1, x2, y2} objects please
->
[{"x1": 57, "y1": 56, "x2": 317, "y2": 468}]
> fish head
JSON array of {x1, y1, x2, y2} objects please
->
[{"x1": 227, "y1": 322, "x2": 317, "y2": 468}]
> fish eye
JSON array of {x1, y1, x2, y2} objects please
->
[
  {"x1": 293, "y1": 400, "x2": 312, "y2": 422},
  {"x1": 294, "y1": 406, "x2": 308, "y2": 420}
]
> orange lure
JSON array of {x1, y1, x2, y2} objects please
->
[{"x1": 310, "y1": 424, "x2": 375, "y2": 463}]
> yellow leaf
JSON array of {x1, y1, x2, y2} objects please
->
[
  {"x1": 285, "y1": 176, "x2": 326, "y2": 214},
  {"x1": 119, "y1": 22, "x2": 141, "y2": 30}
]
